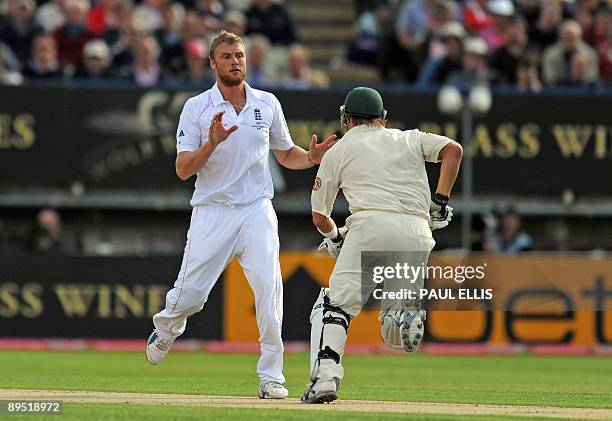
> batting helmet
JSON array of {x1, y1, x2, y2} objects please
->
[{"x1": 340, "y1": 87, "x2": 387, "y2": 129}]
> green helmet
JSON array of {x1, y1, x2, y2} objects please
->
[{"x1": 343, "y1": 87, "x2": 386, "y2": 118}]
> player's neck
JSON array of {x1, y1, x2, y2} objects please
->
[{"x1": 218, "y1": 82, "x2": 246, "y2": 107}]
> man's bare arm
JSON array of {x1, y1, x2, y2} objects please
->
[
  {"x1": 435, "y1": 141, "x2": 463, "y2": 196},
  {"x1": 273, "y1": 134, "x2": 338, "y2": 170}
]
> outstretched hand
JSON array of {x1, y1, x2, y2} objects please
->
[
  {"x1": 308, "y1": 134, "x2": 338, "y2": 164},
  {"x1": 208, "y1": 111, "x2": 238, "y2": 147}
]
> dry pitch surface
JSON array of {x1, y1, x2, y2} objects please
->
[{"x1": 1, "y1": 389, "x2": 611, "y2": 420}]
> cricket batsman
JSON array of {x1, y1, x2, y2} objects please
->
[{"x1": 301, "y1": 87, "x2": 463, "y2": 403}]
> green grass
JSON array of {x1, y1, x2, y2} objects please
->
[
  {"x1": 0, "y1": 351, "x2": 610, "y2": 412},
  {"x1": 21, "y1": 403, "x2": 576, "y2": 421}
]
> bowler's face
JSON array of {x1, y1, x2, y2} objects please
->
[{"x1": 211, "y1": 42, "x2": 246, "y2": 87}]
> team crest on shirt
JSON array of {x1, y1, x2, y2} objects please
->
[
  {"x1": 252, "y1": 108, "x2": 266, "y2": 130},
  {"x1": 313, "y1": 177, "x2": 321, "y2": 191}
]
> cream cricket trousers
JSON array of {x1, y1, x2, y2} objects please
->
[
  {"x1": 153, "y1": 198, "x2": 285, "y2": 383},
  {"x1": 329, "y1": 211, "x2": 436, "y2": 318}
]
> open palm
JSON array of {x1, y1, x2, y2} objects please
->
[{"x1": 209, "y1": 111, "x2": 238, "y2": 146}]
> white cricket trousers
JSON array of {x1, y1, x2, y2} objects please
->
[{"x1": 153, "y1": 198, "x2": 285, "y2": 383}]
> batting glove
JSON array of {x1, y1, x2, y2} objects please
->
[
  {"x1": 318, "y1": 226, "x2": 348, "y2": 259},
  {"x1": 429, "y1": 193, "x2": 453, "y2": 231}
]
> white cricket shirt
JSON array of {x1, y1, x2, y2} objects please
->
[
  {"x1": 176, "y1": 82, "x2": 294, "y2": 207},
  {"x1": 311, "y1": 125, "x2": 452, "y2": 220}
]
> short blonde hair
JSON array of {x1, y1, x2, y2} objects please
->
[{"x1": 209, "y1": 30, "x2": 245, "y2": 60}]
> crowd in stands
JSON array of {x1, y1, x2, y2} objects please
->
[
  {"x1": 0, "y1": 0, "x2": 329, "y2": 88},
  {"x1": 1, "y1": 0, "x2": 611, "y2": 89},
  {"x1": 350, "y1": 0, "x2": 611, "y2": 89}
]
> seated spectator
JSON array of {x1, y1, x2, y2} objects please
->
[
  {"x1": 515, "y1": 54, "x2": 542, "y2": 92},
  {"x1": 446, "y1": 37, "x2": 492, "y2": 88},
  {"x1": 490, "y1": 16, "x2": 538, "y2": 84},
  {"x1": 183, "y1": 37, "x2": 213, "y2": 83},
  {"x1": 223, "y1": 10, "x2": 247, "y2": 37},
  {"x1": 0, "y1": 40, "x2": 23, "y2": 84},
  {"x1": 347, "y1": 3, "x2": 385, "y2": 66},
  {"x1": 23, "y1": 33, "x2": 64, "y2": 79},
  {"x1": 586, "y1": 3, "x2": 611, "y2": 48},
  {"x1": 25, "y1": 208, "x2": 64, "y2": 254},
  {"x1": 281, "y1": 43, "x2": 328, "y2": 90},
  {"x1": 479, "y1": 0, "x2": 515, "y2": 51},
  {"x1": 599, "y1": 28, "x2": 612, "y2": 83},
  {"x1": 161, "y1": 11, "x2": 208, "y2": 78},
  {"x1": 0, "y1": 0, "x2": 44, "y2": 64},
  {"x1": 130, "y1": 34, "x2": 163, "y2": 86},
  {"x1": 463, "y1": 0, "x2": 493, "y2": 33},
  {"x1": 36, "y1": 0, "x2": 66, "y2": 33},
  {"x1": 245, "y1": 0, "x2": 296, "y2": 46},
  {"x1": 529, "y1": 0, "x2": 563, "y2": 50},
  {"x1": 154, "y1": 2, "x2": 184, "y2": 54},
  {"x1": 74, "y1": 38, "x2": 112, "y2": 79},
  {"x1": 246, "y1": 34, "x2": 274, "y2": 87},
  {"x1": 88, "y1": 0, "x2": 122, "y2": 37},
  {"x1": 559, "y1": 50, "x2": 599, "y2": 87},
  {"x1": 542, "y1": 19, "x2": 599, "y2": 85},
  {"x1": 105, "y1": 14, "x2": 141, "y2": 78},
  {"x1": 417, "y1": 22, "x2": 465, "y2": 86},
  {"x1": 491, "y1": 208, "x2": 532, "y2": 254},
  {"x1": 133, "y1": 0, "x2": 164, "y2": 34},
  {"x1": 54, "y1": 0, "x2": 95, "y2": 72}
]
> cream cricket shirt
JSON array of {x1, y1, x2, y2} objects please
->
[
  {"x1": 176, "y1": 82, "x2": 294, "y2": 207},
  {"x1": 311, "y1": 125, "x2": 452, "y2": 220}
]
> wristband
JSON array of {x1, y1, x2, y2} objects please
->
[
  {"x1": 432, "y1": 192, "x2": 449, "y2": 207},
  {"x1": 317, "y1": 223, "x2": 338, "y2": 240}
]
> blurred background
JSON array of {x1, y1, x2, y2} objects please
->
[{"x1": 0, "y1": 0, "x2": 611, "y2": 351}]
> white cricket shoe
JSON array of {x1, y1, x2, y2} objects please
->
[
  {"x1": 145, "y1": 330, "x2": 174, "y2": 365},
  {"x1": 400, "y1": 309, "x2": 426, "y2": 353},
  {"x1": 258, "y1": 380, "x2": 288, "y2": 399},
  {"x1": 301, "y1": 380, "x2": 337, "y2": 404}
]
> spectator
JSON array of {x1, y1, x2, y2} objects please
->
[
  {"x1": 599, "y1": 28, "x2": 612, "y2": 83},
  {"x1": 394, "y1": 0, "x2": 438, "y2": 81},
  {"x1": 23, "y1": 33, "x2": 63, "y2": 79},
  {"x1": 347, "y1": 3, "x2": 385, "y2": 66},
  {"x1": 54, "y1": 0, "x2": 95, "y2": 72},
  {"x1": 246, "y1": 33, "x2": 274, "y2": 87},
  {"x1": 463, "y1": 0, "x2": 493, "y2": 33},
  {"x1": 74, "y1": 38, "x2": 112, "y2": 79},
  {"x1": 559, "y1": 50, "x2": 599, "y2": 87},
  {"x1": 25, "y1": 208, "x2": 64, "y2": 253},
  {"x1": 133, "y1": 0, "x2": 164, "y2": 34},
  {"x1": 479, "y1": 0, "x2": 515, "y2": 51},
  {"x1": 223, "y1": 9, "x2": 246, "y2": 37},
  {"x1": 245, "y1": 0, "x2": 296, "y2": 46},
  {"x1": 130, "y1": 34, "x2": 162, "y2": 86},
  {"x1": 515, "y1": 54, "x2": 542, "y2": 92},
  {"x1": 447, "y1": 37, "x2": 492, "y2": 88},
  {"x1": 542, "y1": 20, "x2": 599, "y2": 85},
  {"x1": 281, "y1": 43, "x2": 328, "y2": 90},
  {"x1": 182, "y1": 37, "x2": 213, "y2": 83},
  {"x1": 529, "y1": 0, "x2": 563, "y2": 50},
  {"x1": 154, "y1": 2, "x2": 184, "y2": 54},
  {"x1": 0, "y1": 40, "x2": 23, "y2": 84},
  {"x1": 36, "y1": 0, "x2": 66, "y2": 33},
  {"x1": 88, "y1": 0, "x2": 122, "y2": 37},
  {"x1": 0, "y1": 0, "x2": 44, "y2": 64},
  {"x1": 160, "y1": 11, "x2": 206, "y2": 77},
  {"x1": 417, "y1": 22, "x2": 465, "y2": 86},
  {"x1": 491, "y1": 208, "x2": 532, "y2": 254},
  {"x1": 196, "y1": 0, "x2": 224, "y2": 20},
  {"x1": 105, "y1": 14, "x2": 141, "y2": 78},
  {"x1": 586, "y1": 4, "x2": 611, "y2": 48},
  {"x1": 489, "y1": 16, "x2": 538, "y2": 84}
]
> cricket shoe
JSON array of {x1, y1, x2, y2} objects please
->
[
  {"x1": 258, "y1": 380, "x2": 288, "y2": 399},
  {"x1": 145, "y1": 330, "x2": 174, "y2": 365},
  {"x1": 400, "y1": 309, "x2": 426, "y2": 353},
  {"x1": 301, "y1": 380, "x2": 337, "y2": 404}
]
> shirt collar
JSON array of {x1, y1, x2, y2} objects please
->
[{"x1": 211, "y1": 81, "x2": 261, "y2": 107}]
